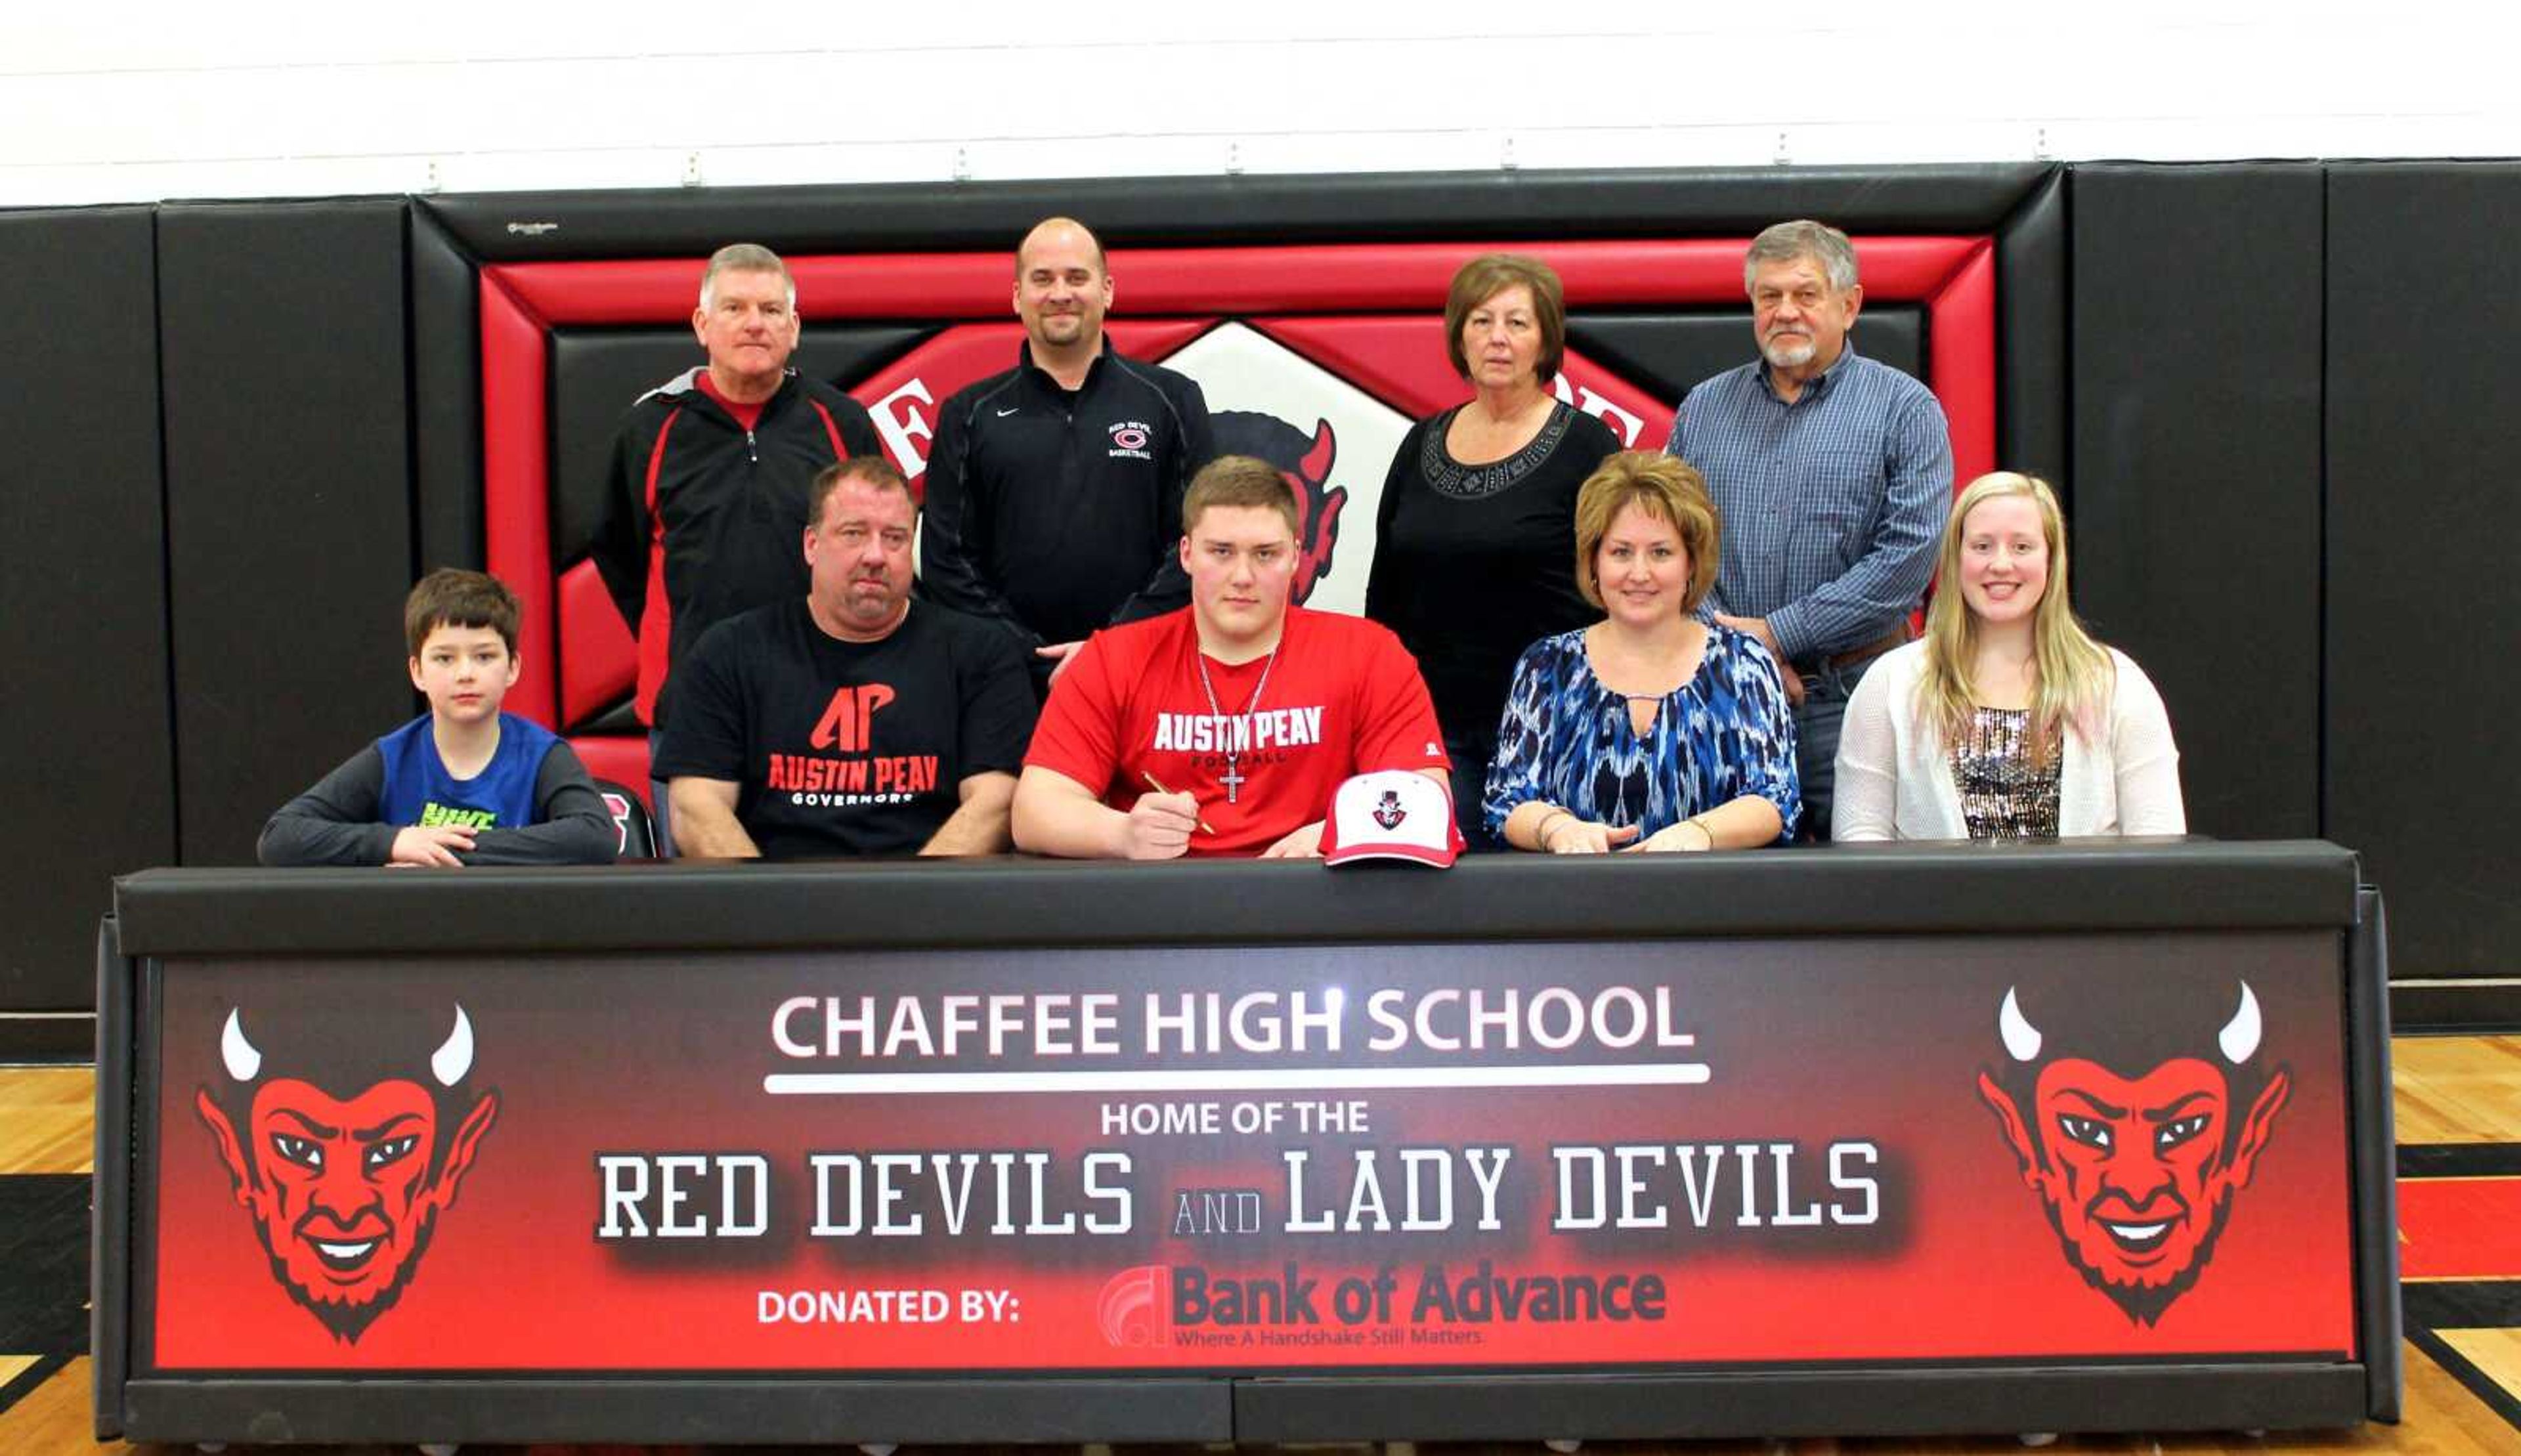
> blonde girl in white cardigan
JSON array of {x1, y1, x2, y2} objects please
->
[{"x1": 1832, "y1": 472, "x2": 2184, "y2": 840}]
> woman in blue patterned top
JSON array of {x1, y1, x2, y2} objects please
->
[{"x1": 1485, "y1": 452, "x2": 1800, "y2": 851}]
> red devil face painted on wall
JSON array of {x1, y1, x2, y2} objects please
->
[
  {"x1": 1976, "y1": 983, "x2": 2292, "y2": 1326},
  {"x1": 1210, "y1": 411, "x2": 1347, "y2": 603},
  {"x1": 194, "y1": 1006, "x2": 499, "y2": 1343}
]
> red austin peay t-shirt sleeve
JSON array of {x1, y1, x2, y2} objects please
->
[{"x1": 1025, "y1": 606, "x2": 1448, "y2": 857}]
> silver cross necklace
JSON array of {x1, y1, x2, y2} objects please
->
[{"x1": 1193, "y1": 635, "x2": 1280, "y2": 804}]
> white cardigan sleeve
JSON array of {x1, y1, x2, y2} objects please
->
[{"x1": 2107, "y1": 652, "x2": 2187, "y2": 835}]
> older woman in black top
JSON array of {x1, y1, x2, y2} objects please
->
[{"x1": 1364, "y1": 253, "x2": 1622, "y2": 848}]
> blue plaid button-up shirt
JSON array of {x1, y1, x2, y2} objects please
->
[{"x1": 1663, "y1": 342, "x2": 1952, "y2": 664}]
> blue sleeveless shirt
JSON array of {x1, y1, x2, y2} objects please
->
[{"x1": 374, "y1": 713, "x2": 562, "y2": 830}]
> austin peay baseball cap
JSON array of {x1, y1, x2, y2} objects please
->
[{"x1": 1320, "y1": 770, "x2": 1463, "y2": 868}]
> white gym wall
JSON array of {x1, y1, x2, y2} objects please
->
[{"x1": 5, "y1": 2, "x2": 2513, "y2": 207}]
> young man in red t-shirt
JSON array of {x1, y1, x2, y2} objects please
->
[{"x1": 1015, "y1": 456, "x2": 1450, "y2": 859}]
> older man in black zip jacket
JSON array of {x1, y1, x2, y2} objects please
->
[{"x1": 590, "y1": 242, "x2": 885, "y2": 740}]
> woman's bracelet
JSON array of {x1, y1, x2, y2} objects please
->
[
  {"x1": 1533, "y1": 808, "x2": 1570, "y2": 850},
  {"x1": 1686, "y1": 814, "x2": 1716, "y2": 849}
]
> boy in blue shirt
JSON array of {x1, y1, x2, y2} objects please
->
[{"x1": 258, "y1": 569, "x2": 616, "y2": 867}]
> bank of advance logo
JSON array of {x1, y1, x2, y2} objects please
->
[
  {"x1": 194, "y1": 1004, "x2": 499, "y2": 1342},
  {"x1": 1975, "y1": 981, "x2": 2292, "y2": 1325},
  {"x1": 1098, "y1": 1263, "x2": 1173, "y2": 1346}
]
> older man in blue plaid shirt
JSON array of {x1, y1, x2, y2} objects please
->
[{"x1": 1664, "y1": 219, "x2": 1953, "y2": 840}]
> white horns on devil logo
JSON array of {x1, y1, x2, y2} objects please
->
[
  {"x1": 218, "y1": 1005, "x2": 474, "y2": 1085},
  {"x1": 1997, "y1": 987, "x2": 2042, "y2": 1062},
  {"x1": 220, "y1": 1009, "x2": 262, "y2": 1082},
  {"x1": 431, "y1": 1006, "x2": 475, "y2": 1087},
  {"x1": 2218, "y1": 981, "x2": 2263, "y2": 1065},
  {"x1": 1996, "y1": 981, "x2": 2264, "y2": 1066}
]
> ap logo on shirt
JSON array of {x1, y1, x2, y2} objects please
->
[{"x1": 811, "y1": 683, "x2": 896, "y2": 752}]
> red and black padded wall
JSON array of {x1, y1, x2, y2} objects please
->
[
  {"x1": 2323, "y1": 162, "x2": 2521, "y2": 1024},
  {"x1": 2, "y1": 160, "x2": 2515, "y2": 1054},
  {"x1": 2071, "y1": 163, "x2": 2326, "y2": 843},
  {"x1": 156, "y1": 200, "x2": 418, "y2": 875},
  {"x1": 0, "y1": 205, "x2": 174, "y2": 1053},
  {"x1": 447, "y1": 179, "x2": 2015, "y2": 779}
]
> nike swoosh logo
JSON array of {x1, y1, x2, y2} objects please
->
[{"x1": 996, "y1": 408, "x2": 1020, "y2": 417}]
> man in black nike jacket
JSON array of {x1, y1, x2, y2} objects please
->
[{"x1": 919, "y1": 217, "x2": 1215, "y2": 696}]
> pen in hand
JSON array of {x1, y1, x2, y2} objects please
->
[{"x1": 1140, "y1": 771, "x2": 1217, "y2": 836}]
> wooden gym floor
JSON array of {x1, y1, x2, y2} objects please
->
[{"x1": 4, "y1": 1038, "x2": 2517, "y2": 1454}]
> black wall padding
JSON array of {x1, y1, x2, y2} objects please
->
[
  {"x1": 0, "y1": 206, "x2": 173, "y2": 1009},
  {"x1": 158, "y1": 200, "x2": 416, "y2": 867},
  {"x1": 1996, "y1": 169, "x2": 2070, "y2": 496},
  {"x1": 1568, "y1": 309, "x2": 1925, "y2": 410},
  {"x1": 2326, "y1": 161, "x2": 2521, "y2": 979},
  {"x1": 2070, "y1": 164, "x2": 2323, "y2": 840},
  {"x1": 548, "y1": 324, "x2": 936, "y2": 563},
  {"x1": 412, "y1": 209, "x2": 483, "y2": 570},
  {"x1": 421, "y1": 165, "x2": 2058, "y2": 263}
]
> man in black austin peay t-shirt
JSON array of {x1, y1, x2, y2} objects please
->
[{"x1": 655, "y1": 458, "x2": 1036, "y2": 859}]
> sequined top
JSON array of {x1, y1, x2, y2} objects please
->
[
  {"x1": 1950, "y1": 706, "x2": 2063, "y2": 841},
  {"x1": 1482, "y1": 625, "x2": 1801, "y2": 842}
]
